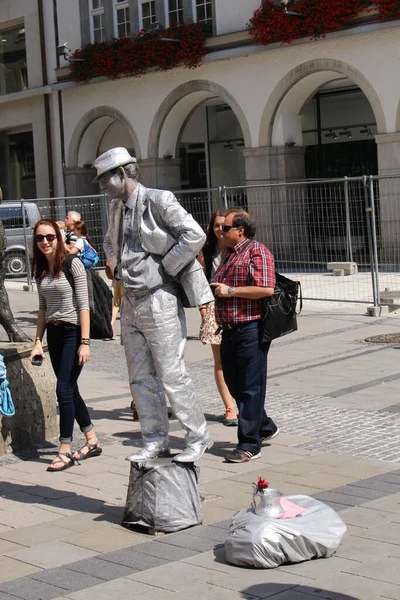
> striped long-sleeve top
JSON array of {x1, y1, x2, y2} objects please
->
[{"x1": 38, "y1": 258, "x2": 89, "y2": 325}]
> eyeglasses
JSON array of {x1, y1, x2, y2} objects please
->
[
  {"x1": 35, "y1": 234, "x2": 57, "y2": 242},
  {"x1": 222, "y1": 225, "x2": 239, "y2": 233}
]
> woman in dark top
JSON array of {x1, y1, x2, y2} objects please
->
[
  {"x1": 29, "y1": 219, "x2": 102, "y2": 472},
  {"x1": 198, "y1": 209, "x2": 238, "y2": 426}
]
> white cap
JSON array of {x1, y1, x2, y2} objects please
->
[{"x1": 93, "y1": 147, "x2": 137, "y2": 181}]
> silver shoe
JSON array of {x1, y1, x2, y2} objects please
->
[
  {"x1": 172, "y1": 437, "x2": 214, "y2": 463},
  {"x1": 126, "y1": 441, "x2": 171, "y2": 462}
]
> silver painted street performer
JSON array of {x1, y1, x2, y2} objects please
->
[{"x1": 96, "y1": 147, "x2": 214, "y2": 462}]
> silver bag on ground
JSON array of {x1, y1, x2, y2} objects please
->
[
  {"x1": 122, "y1": 458, "x2": 203, "y2": 532},
  {"x1": 225, "y1": 495, "x2": 346, "y2": 568}
]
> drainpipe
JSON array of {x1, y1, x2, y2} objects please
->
[{"x1": 38, "y1": 0, "x2": 55, "y2": 211}]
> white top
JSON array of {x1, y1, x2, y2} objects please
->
[{"x1": 73, "y1": 237, "x2": 86, "y2": 254}]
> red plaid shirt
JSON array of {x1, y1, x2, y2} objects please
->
[{"x1": 213, "y1": 238, "x2": 275, "y2": 325}]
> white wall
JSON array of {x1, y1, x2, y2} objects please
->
[{"x1": 214, "y1": 0, "x2": 260, "y2": 35}]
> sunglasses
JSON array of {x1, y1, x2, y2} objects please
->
[
  {"x1": 35, "y1": 234, "x2": 57, "y2": 242},
  {"x1": 222, "y1": 225, "x2": 239, "y2": 233}
]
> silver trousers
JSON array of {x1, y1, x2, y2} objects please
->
[{"x1": 120, "y1": 284, "x2": 209, "y2": 447}]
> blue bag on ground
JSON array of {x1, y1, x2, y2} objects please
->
[
  {"x1": 80, "y1": 238, "x2": 99, "y2": 270},
  {"x1": 0, "y1": 353, "x2": 15, "y2": 417}
]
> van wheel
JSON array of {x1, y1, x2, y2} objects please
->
[{"x1": 5, "y1": 252, "x2": 27, "y2": 277}]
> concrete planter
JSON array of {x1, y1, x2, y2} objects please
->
[{"x1": 0, "y1": 343, "x2": 58, "y2": 454}]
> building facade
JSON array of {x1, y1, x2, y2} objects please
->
[{"x1": 1, "y1": 2, "x2": 400, "y2": 200}]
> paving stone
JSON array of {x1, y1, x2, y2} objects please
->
[
  {"x1": 154, "y1": 531, "x2": 222, "y2": 552},
  {"x1": 339, "y1": 506, "x2": 396, "y2": 529},
  {"x1": 335, "y1": 533, "x2": 400, "y2": 561},
  {"x1": 60, "y1": 523, "x2": 143, "y2": 553},
  {"x1": 299, "y1": 573, "x2": 400, "y2": 600},
  {"x1": 0, "y1": 523, "x2": 74, "y2": 548},
  {"x1": 0, "y1": 556, "x2": 41, "y2": 583},
  {"x1": 361, "y1": 493, "x2": 400, "y2": 513},
  {"x1": 99, "y1": 547, "x2": 169, "y2": 570},
  {"x1": 0, "y1": 577, "x2": 66, "y2": 600},
  {"x1": 0, "y1": 539, "x2": 26, "y2": 554},
  {"x1": 312, "y1": 491, "x2": 368, "y2": 508},
  {"x1": 4, "y1": 540, "x2": 97, "y2": 569},
  {"x1": 205, "y1": 567, "x2": 313, "y2": 596},
  {"x1": 131, "y1": 540, "x2": 198, "y2": 561},
  {"x1": 65, "y1": 556, "x2": 137, "y2": 581},
  {"x1": 347, "y1": 479, "x2": 400, "y2": 494},
  {"x1": 343, "y1": 555, "x2": 400, "y2": 586},
  {"x1": 346, "y1": 521, "x2": 400, "y2": 545},
  {"x1": 67, "y1": 578, "x2": 165, "y2": 600},
  {"x1": 209, "y1": 519, "x2": 231, "y2": 531},
  {"x1": 184, "y1": 524, "x2": 228, "y2": 543},
  {"x1": 30, "y1": 567, "x2": 103, "y2": 591},
  {"x1": 171, "y1": 582, "x2": 258, "y2": 600},
  {"x1": 126, "y1": 561, "x2": 214, "y2": 592},
  {"x1": 332, "y1": 485, "x2": 388, "y2": 500}
]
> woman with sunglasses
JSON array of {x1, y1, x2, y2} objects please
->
[
  {"x1": 198, "y1": 209, "x2": 238, "y2": 426},
  {"x1": 29, "y1": 219, "x2": 102, "y2": 472}
]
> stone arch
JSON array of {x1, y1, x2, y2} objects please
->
[
  {"x1": 67, "y1": 106, "x2": 142, "y2": 167},
  {"x1": 259, "y1": 58, "x2": 387, "y2": 147},
  {"x1": 148, "y1": 80, "x2": 252, "y2": 158}
]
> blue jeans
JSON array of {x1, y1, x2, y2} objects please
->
[
  {"x1": 220, "y1": 321, "x2": 277, "y2": 454},
  {"x1": 47, "y1": 322, "x2": 93, "y2": 443}
]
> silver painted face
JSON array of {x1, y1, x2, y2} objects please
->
[{"x1": 99, "y1": 170, "x2": 125, "y2": 199}]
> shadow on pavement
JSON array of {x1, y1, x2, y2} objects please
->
[
  {"x1": 242, "y1": 583, "x2": 358, "y2": 599},
  {"x1": 0, "y1": 480, "x2": 125, "y2": 522}
]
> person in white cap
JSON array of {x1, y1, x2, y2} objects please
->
[{"x1": 94, "y1": 147, "x2": 214, "y2": 462}]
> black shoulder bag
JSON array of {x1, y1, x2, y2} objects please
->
[{"x1": 260, "y1": 272, "x2": 302, "y2": 343}]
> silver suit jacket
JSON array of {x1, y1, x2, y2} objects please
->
[{"x1": 104, "y1": 184, "x2": 213, "y2": 307}]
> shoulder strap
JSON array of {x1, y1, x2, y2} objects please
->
[{"x1": 62, "y1": 254, "x2": 76, "y2": 289}]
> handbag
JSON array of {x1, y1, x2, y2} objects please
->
[{"x1": 260, "y1": 272, "x2": 302, "y2": 343}]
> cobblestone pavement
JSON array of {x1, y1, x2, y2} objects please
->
[{"x1": 78, "y1": 337, "x2": 400, "y2": 464}]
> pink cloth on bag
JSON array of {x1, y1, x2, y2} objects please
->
[{"x1": 279, "y1": 497, "x2": 307, "y2": 519}]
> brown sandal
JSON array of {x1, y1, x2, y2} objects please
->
[
  {"x1": 47, "y1": 452, "x2": 77, "y2": 472},
  {"x1": 73, "y1": 442, "x2": 102, "y2": 461}
]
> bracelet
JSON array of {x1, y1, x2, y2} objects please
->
[
  {"x1": 35, "y1": 337, "x2": 42, "y2": 342},
  {"x1": 199, "y1": 305, "x2": 207, "y2": 311},
  {"x1": 80, "y1": 339, "x2": 91, "y2": 346}
]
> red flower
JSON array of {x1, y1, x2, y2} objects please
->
[
  {"x1": 70, "y1": 22, "x2": 207, "y2": 83},
  {"x1": 247, "y1": 1, "x2": 400, "y2": 46},
  {"x1": 257, "y1": 477, "x2": 269, "y2": 490}
]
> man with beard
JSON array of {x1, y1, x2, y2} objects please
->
[{"x1": 95, "y1": 147, "x2": 213, "y2": 462}]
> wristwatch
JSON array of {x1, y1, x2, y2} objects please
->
[{"x1": 227, "y1": 286, "x2": 235, "y2": 296}]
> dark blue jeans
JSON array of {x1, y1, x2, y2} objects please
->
[
  {"x1": 220, "y1": 321, "x2": 277, "y2": 454},
  {"x1": 47, "y1": 322, "x2": 93, "y2": 443}
]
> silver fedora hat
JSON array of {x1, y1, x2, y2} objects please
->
[{"x1": 93, "y1": 147, "x2": 137, "y2": 181}]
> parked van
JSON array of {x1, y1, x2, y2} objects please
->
[{"x1": 0, "y1": 202, "x2": 41, "y2": 276}]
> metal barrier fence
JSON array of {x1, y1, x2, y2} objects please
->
[{"x1": 5, "y1": 174, "x2": 400, "y2": 307}]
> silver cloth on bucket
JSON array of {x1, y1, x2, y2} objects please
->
[{"x1": 93, "y1": 147, "x2": 137, "y2": 181}]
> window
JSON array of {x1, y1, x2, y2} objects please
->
[
  {"x1": 140, "y1": 1, "x2": 157, "y2": 30},
  {"x1": 167, "y1": 0, "x2": 183, "y2": 25},
  {"x1": 114, "y1": 0, "x2": 131, "y2": 38},
  {"x1": 194, "y1": 0, "x2": 212, "y2": 24},
  {"x1": 90, "y1": 0, "x2": 105, "y2": 42},
  {"x1": 0, "y1": 207, "x2": 25, "y2": 230},
  {"x1": 0, "y1": 24, "x2": 27, "y2": 96}
]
